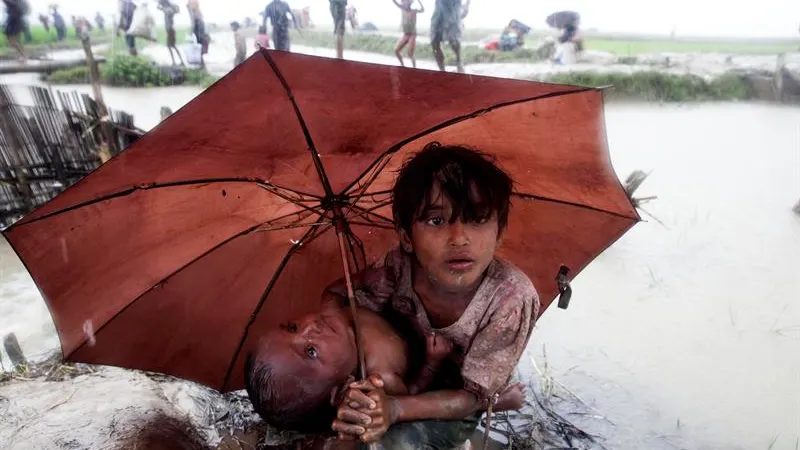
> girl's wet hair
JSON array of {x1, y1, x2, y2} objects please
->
[
  {"x1": 392, "y1": 142, "x2": 513, "y2": 236},
  {"x1": 244, "y1": 351, "x2": 335, "y2": 433}
]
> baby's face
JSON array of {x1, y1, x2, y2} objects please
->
[{"x1": 258, "y1": 311, "x2": 357, "y2": 384}]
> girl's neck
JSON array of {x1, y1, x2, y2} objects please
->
[{"x1": 411, "y1": 260, "x2": 484, "y2": 310}]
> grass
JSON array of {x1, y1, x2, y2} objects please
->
[
  {"x1": 42, "y1": 55, "x2": 217, "y2": 88},
  {"x1": 312, "y1": 26, "x2": 798, "y2": 55},
  {"x1": 543, "y1": 71, "x2": 755, "y2": 102},
  {"x1": 0, "y1": 24, "x2": 190, "y2": 58},
  {"x1": 584, "y1": 38, "x2": 799, "y2": 55},
  {"x1": 290, "y1": 30, "x2": 544, "y2": 65}
]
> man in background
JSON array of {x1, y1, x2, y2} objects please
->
[
  {"x1": 2, "y1": 0, "x2": 26, "y2": 63},
  {"x1": 263, "y1": 0, "x2": 298, "y2": 52},
  {"x1": 158, "y1": 0, "x2": 184, "y2": 65},
  {"x1": 329, "y1": 0, "x2": 346, "y2": 59},
  {"x1": 430, "y1": 0, "x2": 467, "y2": 72}
]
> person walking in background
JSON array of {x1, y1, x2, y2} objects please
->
[
  {"x1": 158, "y1": 0, "x2": 184, "y2": 66},
  {"x1": 38, "y1": 12, "x2": 49, "y2": 32},
  {"x1": 430, "y1": 0, "x2": 465, "y2": 72},
  {"x1": 118, "y1": 0, "x2": 138, "y2": 56},
  {"x1": 231, "y1": 21, "x2": 246, "y2": 66},
  {"x1": 392, "y1": 0, "x2": 423, "y2": 68},
  {"x1": 16, "y1": 0, "x2": 31, "y2": 44},
  {"x1": 187, "y1": 0, "x2": 208, "y2": 68},
  {"x1": 345, "y1": 4, "x2": 358, "y2": 31},
  {"x1": 51, "y1": 5, "x2": 66, "y2": 41},
  {"x1": 329, "y1": 0, "x2": 346, "y2": 59},
  {"x1": 95, "y1": 12, "x2": 105, "y2": 31},
  {"x1": 263, "y1": 0, "x2": 298, "y2": 52},
  {"x1": 2, "y1": 0, "x2": 27, "y2": 63}
]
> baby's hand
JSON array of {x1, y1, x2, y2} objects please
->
[{"x1": 425, "y1": 332, "x2": 452, "y2": 364}]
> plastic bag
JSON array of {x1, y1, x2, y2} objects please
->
[{"x1": 128, "y1": 2, "x2": 156, "y2": 41}]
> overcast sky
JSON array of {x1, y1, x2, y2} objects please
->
[{"x1": 22, "y1": 0, "x2": 800, "y2": 38}]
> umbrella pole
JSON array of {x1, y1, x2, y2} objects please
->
[{"x1": 335, "y1": 230, "x2": 368, "y2": 380}]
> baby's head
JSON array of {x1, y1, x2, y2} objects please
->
[
  {"x1": 245, "y1": 307, "x2": 358, "y2": 432},
  {"x1": 258, "y1": 25, "x2": 267, "y2": 34}
]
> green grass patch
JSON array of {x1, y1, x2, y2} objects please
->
[
  {"x1": 584, "y1": 38, "x2": 798, "y2": 55},
  {"x1": 0, "y1": 24, "x2": 190, "y2": 58},
  {"x1": 42, "y1": 55, "x2": 215, "y2": 87},
  {"x1": 290, "y1": 30, "x2": 542, "y2": 64},
  {"x1": 543, "y1": 71, "x2": 755, "y2": 102}
]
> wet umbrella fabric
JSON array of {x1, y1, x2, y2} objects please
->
[{"x1": 3, "y1": 50, "x2": 639, "y2": 392}]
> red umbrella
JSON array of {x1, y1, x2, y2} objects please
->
[{"x1": 2, "y1": 50, "x2": 639, "y2": 392}]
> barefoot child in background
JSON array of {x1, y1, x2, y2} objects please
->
[
  {"x1": 231, "y1": 21, "x2": 246, "y2": 66},
  {"x1": 328, "y1": 143, "x2": 539, "y2": 448},
  {"x1": 392, "y1": 0, "x2": 424, "y2": 68}
]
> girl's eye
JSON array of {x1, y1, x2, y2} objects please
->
[
  {"x1": 425, "y1": 216, "x2": 445, "y2": 226},
  {"x1": 306, "y1": 346, "x2": 318, "y2": 359},
  {"x1": 287, "y1": 323, "x2": 297, "y2": 333}
]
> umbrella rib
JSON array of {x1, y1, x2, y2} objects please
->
[
  {"x1": 260, "y1": 50, "x2": 335, "y2": 198},
  {"x1": 10, "y1": 177, "x2": 322, "y2": 227},
  {"x1": 220, "y1": 222, "x2": 334, "y2": 390},
  {"x1": 513, "y1": 192, "x2": 640, "y2": 220},
  {"x1": 341, "y1": 87, "x2": 596, "y2": 195},
  {"x1": 347, "y1": 203, "x2": 394, "y2": 226},
  {"x1": 63, "y1": 217, "x2": 320, "y2": 361}
]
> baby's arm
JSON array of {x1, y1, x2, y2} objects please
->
[
  {"x1": 408, "y1": 333, "x2": 451, "y2": 395},
  {"x1": 378, "y1": 371, "x2": 409, "y2": 396}
]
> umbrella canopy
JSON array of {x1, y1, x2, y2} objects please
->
[
  {"x1": 3, "y1": 50, "x2": 639, "y2": 392},
  {"x1": 546, "y1": 11, "x2": 580, "y2": 29}
]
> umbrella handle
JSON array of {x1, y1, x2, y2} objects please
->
[
  {"x1": 336, "y1": 230, "x2": 368, "y2": 380},
  {"x1": 336, "y1": 231, "x2": 379, "y2": 450}
]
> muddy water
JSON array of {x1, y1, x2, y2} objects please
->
[
  {"x1": 1, "y1": 59, "x2": 799, "y2": 449},
  {"x1": 521, "y1": 103, "x2": 800, "y2": 449}
]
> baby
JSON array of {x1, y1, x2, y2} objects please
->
[{"x1": 245, "y1": 295, "x2": 524, "y2": 433}]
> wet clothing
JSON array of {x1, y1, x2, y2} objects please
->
[
  {"x1": 332, "y1": 248, "x2": 538, "y2": 450},
  {"x1": 430, "y1": 0, "x2": 461, "y2": 43},
  {"x1": 118, "y1": 0, "x2": 136, "y2": 32},
  {"x1": 3, "y1": 0, "x2": 24, "y2": 37},
  {"x1": 187, "y1": 0, "x2": 208, "y2": 54},
  {"x1": 401, "y1": 8, "x2": 417, "y2": 35},
  {"x1": 159, "y1": 1, "x2": 177, "y2": 30},
  {"x1": 264, "y1": 0, "x2": 292, "y2": 51},
  {"x1": 329, "y1": 0, "x2": 347, "y2": 36},
  {"x1": 337, "y1": 247, "x2": 539, "y2": 401},
  {"x1": 52, "y1": 11, "x2": 65, "y2": 40}
]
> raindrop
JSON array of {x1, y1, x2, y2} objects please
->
[
  {"x1": 222, "y1": 190, "x2": 227, "y2": 197},
  {"x1": 83, "y1": 320, "x2": 96, "y2": 347},
  {"x1": 290, "y1": 239, "x2": 300, "y2": 245}
]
